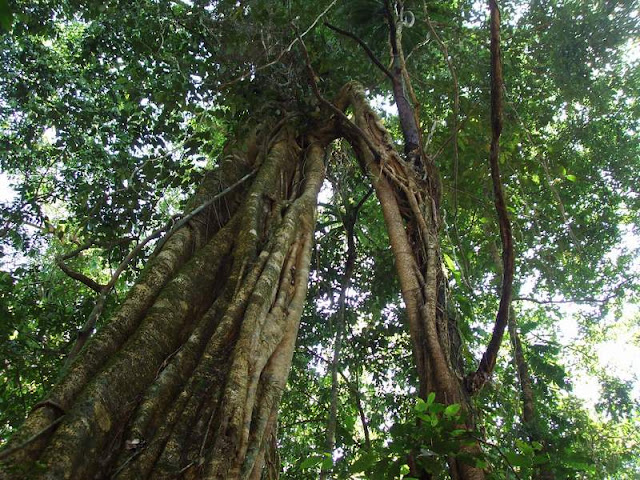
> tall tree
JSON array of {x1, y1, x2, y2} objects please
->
[{"x1": 1, "y1": 1, "x2": 639, "y2": 479}]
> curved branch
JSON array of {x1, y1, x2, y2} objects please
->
[
  {"x1": 56, "y1": 241, "x2": 105, "y2": 293},
  {"x1": 56, "y1": 238, "x2": 134, "y2": 292},
  {"x1": 466, "y1": 0, "x2": 515, "y2": 395},
  {"x1": 324, "y1": 22, "x2": 394, "y2": 81}
]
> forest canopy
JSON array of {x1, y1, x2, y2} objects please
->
[{"x1": 0, "y1": 0, "x2": 639, "y2": 479}]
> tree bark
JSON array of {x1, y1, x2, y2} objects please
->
[
  {"x1": 3, "y1": 82, "x2": 493, "y2": 480},
  {"x1": 508, "y1": 310, "x2": 555, "y2": 480},
  {"x1": 334, "y1": 82, "x2": 485, "y2": 480},
  {"x1": 320, "y1": 193, "x2": 360, "y2": 480},
  {"x1": 0, "y1": 120, "x2": 329, "y2": 480}
]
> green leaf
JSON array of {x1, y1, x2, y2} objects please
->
[
  {"x1": 444, "y1": 403, "x2": 461, "y2": 417},
  {"x1": 350, "y1": 452, "x2": 377, "y2": 473},
  {"x1": 443, "y1": 253, "x2": 456, "y2": 273},
  {"x1": 504, "y1": 451, "x2": 531, "y2": 468},
  {"x1": 426, "y1": 392, "x2": 436, "y2": 406},
  {"x1": 515, "y1": 439, "x2": 535, "y2": 455},
  {"x1": 300, "y1": 455, "x2": 323, "y2": 469},
  {"x1": 321, "y1": 456, "x2": 333, "y2": 470},
  {"x1": 566, "y1": 174, "x2": 577, "y2": 181},
  {"x1": 0, "y1": 0, "x2": 12, "y2": 32}
]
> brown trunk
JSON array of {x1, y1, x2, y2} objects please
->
[
  {"x1": 3, "y1": 81, "x2": 494, "y2": 480},
  {"x1": 0, "y1": 121, "x2": 329, "y2": 480},
  {"x1": 320, "y1": 192, "x2": 360, "y2": 480},
  {"x1": 334, "y1": 82, "x2": 485, "y2": 480}
]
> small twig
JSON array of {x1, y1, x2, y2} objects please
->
[
  {"x1": 57, "y1": 253, "x2": 105, "y2": 293},
  {"x1": 177, "y1": 461, "x2": 196, "y2": 475}
]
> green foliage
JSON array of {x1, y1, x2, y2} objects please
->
[{"x1": 1, "y1": 0, "x2": 639, "y2": 477}]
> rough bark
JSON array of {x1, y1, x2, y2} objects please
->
[
  {"x1": 334, "y1": 82, "x2": 485, "y2": 480},
  {"x1": 0, "y1": 120, "x2": 329, "y2": 480},
  {"x1": 3, "y1": 76, "x2": 501, "y2": 480}
]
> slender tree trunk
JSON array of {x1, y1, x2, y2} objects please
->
[
  {"x1": 0, "y1": 120, "x2": 329, "y2": 480},
  {"x1": 320, "y1": 202, "x2": 358, "y2": 480},
  {"x1": 508, "y1": 310, "x2": 555, "y2": 480}
]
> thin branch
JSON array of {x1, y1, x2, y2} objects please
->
[
  {"x1": 55, "y1": 238, "x2": 134, "y2": 293},
  {"x1": 324, "y1": 22, "x2": 394, "y2": 81},
  {"x1": 466, "y1": 0, "x2": 515, "y2": 395},
  {"x1": 513, "y1": 294, "x2": 615, "y2": 306},
  {"x1": 55, "y1": 240, "x2": 104, "y2": 292},
  {"x1": 152, "y1": 169, "x2": 258, "y2": 255},
  {"x1": 355, "y1": 187, "x2": 374, "y2": 213}
]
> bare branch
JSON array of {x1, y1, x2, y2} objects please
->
[
  {"x1": 56, "y1": 257, "x2": 105, "y2": 293},
  {"x1": 324, "y1": 22, "x2": 394, "y2": 81},
  {"x1": 466, "y1": 0, "x2": 515, "y2": 395},
  {"x1": 55, "y1": 238, "x2": 134, "y2": 293}
]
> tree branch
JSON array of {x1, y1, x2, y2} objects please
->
[
  {"x1": 324, "y1": 22, "x2": 394, "y2": 81},
  {"x1": 55, "y1": 238, "x2": 134, "y2": 293},
  {"x1": 466, "y1": 0, "x2": 515, "y2": 395},
  {"x1": 296, "y1": 33, "x2": 381, "y2": 161}
]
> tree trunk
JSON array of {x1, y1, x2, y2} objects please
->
[
  {"x1": 1, "y1": 120, "x2": 329, "y2": 480},
  {"x1": 2, "y1": 84, "x2": 487, "y2": 480},
  {"x1": 508, "y1": 310, "x2": 555, "y2": 480},
  {"x1": 335, "y1": 82, "x2": 485, "y2": 480}
]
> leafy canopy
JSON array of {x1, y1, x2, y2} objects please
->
[{"x1": 1, "y1": 0, "x2": 639, "y2": 478}]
